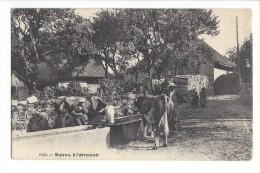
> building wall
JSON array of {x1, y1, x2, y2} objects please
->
[
  {"x1": 11, "y1": 73, "x2": 29, "y2": 100},
  {"x1": 214, "y1": 68, "x2": 233, "y2": 80},
  {"x1": 11, "y1": 73, "x2": 27, "y2": 87},
  {"x1": 199, "y1": 63, "x2": 214, "y2": 95}
]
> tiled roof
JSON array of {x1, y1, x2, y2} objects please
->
[
  {"x1": 72, "y1": 59, "x2": 105, "y2": 78},
  {"x1": 199, "y1": 40, "x2": 236, "y2": 68}
]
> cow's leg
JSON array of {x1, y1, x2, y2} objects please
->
[
  {"x1": 142, "y1": 116, "x2": 148, "y2": 139},
  {"x1": 143, "y1": 124, "x2": 148, "y2": 138},
  {"x1": 150, "y1": 128, "x2": 154, "y2": 139},
  {"x1": 173, "y1": 110, "x2": 178, "y2": 132},
  {"x1": 60, "y1": 111, "x2": 68, "y2": 128},
  {"x1": 163, "y1": 134, "x2": 168, "y2": 147},
  {"x1": 153, "y1": 131, "x2": 160, "y2": 150},
  {"x1": 61, "y1": 116, "x2": 66, "y2": 128}
]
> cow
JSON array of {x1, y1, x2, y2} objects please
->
[
  {"x1": 53, "y1": 96, "x2": 88, "y2": 128},
  {"x1": 53, "y1": 96, "x2": 116, "y2": 128},
  {"x1": 134, "y1": 94, "x2": 169, "y2": 150}
]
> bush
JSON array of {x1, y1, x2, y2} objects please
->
[
  {"x1": 100, "y1": 77, "x2": 137, "y2": 96},
  {"x1": 27, "y1": 113, "x2": 50, "y2": 132},
  {"x1": 55, "y1": 81, "x2": 89, "y2": 97},
  {"x1": 214, "y1": 73, "x2": 239, "y2": 95}
]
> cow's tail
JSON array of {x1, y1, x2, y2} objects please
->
[{"x1": 163, "y1": 95, "x2": 169, "y2": 137}]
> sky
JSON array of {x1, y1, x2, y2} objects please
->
[{"x1": 75, "y1": 8, "x2": 252, "y2": 57}]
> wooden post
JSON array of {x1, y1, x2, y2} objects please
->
[{"x1": 236, "y1": 16, "x2": 242, "y2": 94}]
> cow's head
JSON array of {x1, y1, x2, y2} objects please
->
[{"x1": 91, "y1": 96, "x2": 107, "y2": 111}]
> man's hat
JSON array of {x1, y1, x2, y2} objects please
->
[{"x1": 168, "y1": 83, "x2": 177, "y2": 87}]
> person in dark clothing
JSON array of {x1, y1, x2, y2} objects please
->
[
  {"x1": 191, "y1": 90, "x2": 199, "y2": 108},
  {"x1": 162, "y1": 78, "x2": 169, "y2": 95},
  {"x1": 199, "y1": 87, "x2": 207, "y2": 107}
]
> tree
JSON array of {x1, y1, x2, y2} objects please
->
[
  {"x1": 11, "y1": 9, "x2": 95, "y2": 93},
  {"x1": 119, "y1": 9, "x2": 219, "y2": 79},
  {"x1": 172, "y1": 39, "x2": 215, "y2": 75},
  {"x1": 226, "y1": 34, "x2": 252, "y2": 83},
  {"x1": 92, "y1": 10, "x2": 136, "y2": 77}
]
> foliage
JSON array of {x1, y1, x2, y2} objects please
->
[
  {"x1": 55, "y1": 81, "x2": 89, "y2": 97},
  {"x1": 214, "y1": 73, "x2": 239, "y2": 95},
  {"x1": 12, "y1": 8, "x2": 221, "y2": 95},
  {"x1": 92, "y1": 10, "x2": 138, "y2": 77},
  {"x1": 27, "y1": 113, "x2": 50, "y2": 132},
  {"x1": 30, "y1": 81, "x2": 90, "y2": 100},
  {"x1": 38, "y1": 86, "x2": 56, "y2": 100},
  {"x1": 119, "y1": 9, "x2": 219, "y2": 78},
  {"x1": 11, "y1": 9, "x2": 96, "y2": 94},
  {"x1": 100, "y1": 76, "x2": 138, "y2": 96},
  {"x1": 226, "y1": 34, "x2": 252, "y2": 83},
  {"x1": 174, "y1": 40, "x2": 215, "y2": 75}
]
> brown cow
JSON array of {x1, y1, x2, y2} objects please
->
[
  {"x1": 53, "y1": 96, "x2": 114, "y2": 128},
  {"x1": 135, "y1": 94, "x2": 169, "y2": 150},
  {"x1": 53, "y1": 96, "x2": 89, "y2": 128}
]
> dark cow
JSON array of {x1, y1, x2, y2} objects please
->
[{"x1": 134, "y1": 94, "x2": 169, "y2": 150}]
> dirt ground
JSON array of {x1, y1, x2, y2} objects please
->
[{"x1": 110, "y1": 95, "x2": 253, "y2": 160}]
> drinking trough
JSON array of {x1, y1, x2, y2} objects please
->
[
  {"x1": 91, "y1": 114, "x2": 142, "y2": 147},
  {"x1": 12, "y1": 125, "x2": 110, "y2": 159}
]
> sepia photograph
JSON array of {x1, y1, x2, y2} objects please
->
[{"x1": 10, "y1": 7, "x2": 253, "y2": 161}]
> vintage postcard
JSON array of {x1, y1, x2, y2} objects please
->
[{"x1": 11, "y1": 8, "x2": 253, "y2": 161}]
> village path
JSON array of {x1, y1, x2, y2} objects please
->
[{"x1": 109, "y1": 95, "x2": 253, "y2": 160}]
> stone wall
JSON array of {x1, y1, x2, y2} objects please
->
[
  {"x1": 177, "y1": 75, "x2": 209, "y2": 95},
  {"x1": 11, "y1": 73, "x2": 29, "y2": 100}
]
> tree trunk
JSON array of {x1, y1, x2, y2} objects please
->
[
  {"x1": 174, "y1": 62, "x2": 178, "y2": 76},
  {"x1": 147, "y1": 57, "x2": 151, "y2": 77},
  {"x1": 135, "y1": 69, "x2": 138, "y2": 83}
]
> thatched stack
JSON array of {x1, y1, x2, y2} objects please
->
[{"x1": 170, "y1": 77, "x2": 189, "y2": 103}]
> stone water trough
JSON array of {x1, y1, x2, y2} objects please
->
[
  {"x1": 91, "y1": 114, "x2": 142, "y2": 147},
  {"x1": 12, "y1": 125, "x2": 110, "y2": 159},
  {"x1": 12, "y1": 114, "x2": 142, "y2": 159}
]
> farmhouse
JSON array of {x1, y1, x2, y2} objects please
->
[
  {"x1": 58, "y1": 59, "x2": 106, "y2": 93},
  {"x1": 173, "y1": 40, "x2": 236, "y2": 95},
  {"x1": 127, "y1": 40, "x2": 236, "y2": 95},
  {"x1": 191, "y1": 40, "x2": 236, "y2": 95}
]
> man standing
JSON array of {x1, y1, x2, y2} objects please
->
[
  {"x1": 167, "y1": 83, "x2": 178, "y2": 105},
  {"x1": 166, "y1": 83, "x2": 179, "y2": 132}
]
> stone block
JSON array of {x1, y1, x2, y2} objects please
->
[
  {"x1": 12, "y1": 100, "x2": 18, "y2": 107},
  {"x1": 27, "y1": 96, "x2": 38, "y2": 104}
]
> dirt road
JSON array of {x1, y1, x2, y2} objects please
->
[{"x1": 110, "y1": 95, "x2": 253, "y2": 160}]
